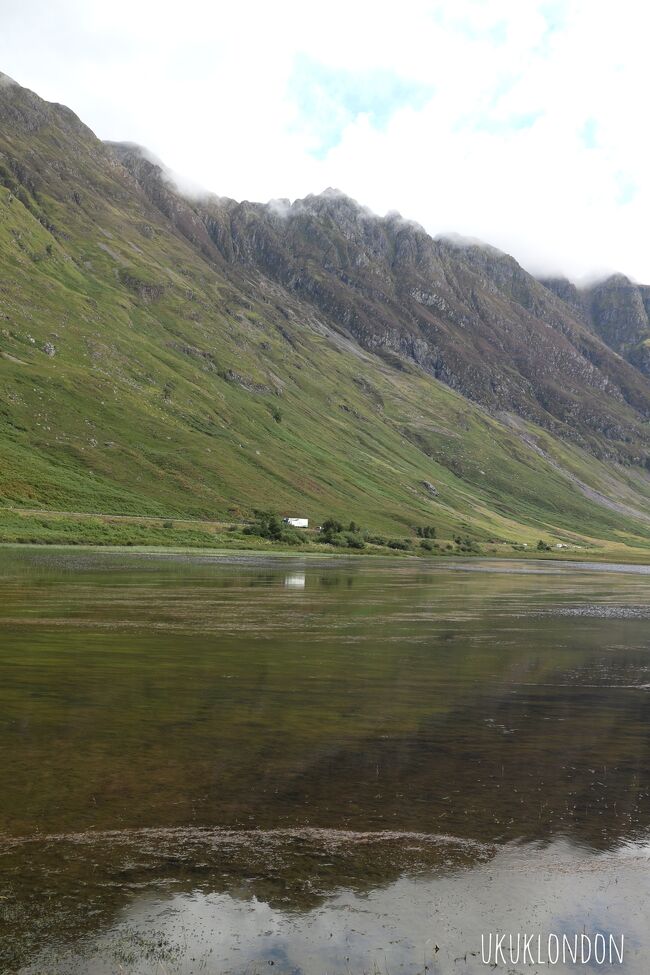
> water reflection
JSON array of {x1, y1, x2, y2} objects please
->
[
  {"x1": 284, "y1": 573, "x2": 306, "y2": 589},
  {"x1": 13, "y1": 833, "x2": 650, "y2": 974},
  {"x1": 0, "y1": 549, "x2": 649, "y2": 972}
]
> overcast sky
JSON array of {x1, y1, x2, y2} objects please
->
[{"x1": 1, "y1": 0, "x2": 648, "y2": 282}]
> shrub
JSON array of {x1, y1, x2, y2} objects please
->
[
  {"x1": 278, "y1": 528, "x2": 304, "y2": 545},
  {"x1": 327, "y1": 532, "x2": 349, "y2": 547},
  {"x1": 344, "y1": 532, "x2": 365, "y2": 549},
  {"x1": 245, "y1": 511, "x2": 285, "y2": 540},
  {"x1": 321, "y1": 517, "x2": 344, "y2": 536},
  {"x1": 420, "y1": 539, "x2": 434, "y2": 551},
  {"x1": 453, "y1": 535, "x2": 481, "y2": 554},
  {"x1": 387, "y1": 539, "x2": 411, "y2": 550},
  {"x1": 320, "y1": 531, "x2": 363, "y2": 549}
]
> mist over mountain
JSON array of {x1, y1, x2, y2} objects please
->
[
  {"x1": 541, "y1": 273, "x2": 650, "y2": 378},
  {"x1": 109, "y1": 138, "x2": 650, "y2": 463},
  {"x1": 0, "y1": 74, "x2": 648, "y2": 548}
]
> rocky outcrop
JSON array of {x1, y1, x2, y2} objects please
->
[
  {"x1": 629, "y1": 341, "x2": 650, "y2": 378},
  {"x1": 541, "y1": 274, "x2": 650, "y2": 381},
  {"x1": 106, "y1": 143, "x2": 223, "y2": 264},
  {"x1": 586, "y1": 274, "x2": 649, "y2": 352}
]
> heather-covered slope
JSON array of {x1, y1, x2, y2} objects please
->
[{"x1": 0, "y1": 74, "x2": 649, "y2": 552}]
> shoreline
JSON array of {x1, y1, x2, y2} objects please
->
[
  {"x1": 1, "y1": 504, "x2": 648, "y2": 565},
  {"x1": 1, "y1": 505, "x2": 648, "y2": 566},
  {"x1": 1, "y1": 541, "x2": 649, "y2": 569}
]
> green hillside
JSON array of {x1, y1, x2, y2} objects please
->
[{"x1": 0, "y1": 74, "x2": 648, "y2": 557}]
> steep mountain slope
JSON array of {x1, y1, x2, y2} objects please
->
[
  {"x1": 541, "y1": 274, "x2": 650, "y2": 378},
  {"x1": 0, "y1": 74, "x2": 649, "y2": 551},
  {"x1": 178, "y1": 189, "x2": 650, "y2": 465}
]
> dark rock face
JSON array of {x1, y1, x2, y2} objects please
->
[
  {"x1": 106, "y1": 143, "x2": 223, "y2": 264},
  {"x1": 629, "y1": 340, "x2": 650, "y2": 378},
  {"x1": 538, "y1": 277, "x2": 586, "y2": 316},
  {"x1": 586, "y1": 274, "x2": 649, "y2": 349},
  {"x1": 0, "y1": 72, "x2": 90, "y2": 137},
  {"x1": 540, "y1": 274, "x2": 650, "y2": 380},
  {"x1": 584, "y1": 275, "x2": 650, "y2": 374}
]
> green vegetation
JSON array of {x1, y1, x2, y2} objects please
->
[
  {"x1": 454, "y1": 535, "x2": 482, "y2": 554},
  {"x1": 243, "y1": 510, "x2": 306, "y2": 545},
  {"x1": 0, "y1": 508, "x2": 489, "y2": 558},
  {"x1": 317, "y1": 517, "x2": 366, "y2": 550},
  {"x1": 0, "y1": 79, "x2": 648, "y2": 560},
  {"x1": 0, "y1": 509, "x2": 218, "y2": 548}
]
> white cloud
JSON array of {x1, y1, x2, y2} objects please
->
[{"x1": 1, "y1": 0, "x2": 648, "y2": 281}]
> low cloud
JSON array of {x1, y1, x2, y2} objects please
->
[{"x1": 1, "y1": 0, "x2": 648, "y2": 281}]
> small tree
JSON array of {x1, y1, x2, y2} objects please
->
[
  {"x1": 245, "y1": 510, "x2": 284, "y2": 540},
  {"x1": 348, "y1": 532, "x2": 365, "y2": 548},
  {"x1": 263, "y1": 513, "x2": 284, "y2": 539},
  {"x1": 320, "y1": 517, "x2": 344, "y2": 542}
]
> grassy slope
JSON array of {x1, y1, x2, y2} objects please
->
[{"x1": 0, "y1": 111, "x2": 648, "y2": 557}]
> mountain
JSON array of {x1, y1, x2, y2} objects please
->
[
  {"x1": 541, "y1": 273, "x2": 650, "y2": 378},
  {"x1": 193, "y1": 190, "x2": 650, "y2": 462},
  {"x1": 0, "y1": 73, "x2": 649, "y2": 553}
]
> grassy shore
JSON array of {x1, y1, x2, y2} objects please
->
[{"x1": 1, "y1": 506, "x2": 648, "y2": 564}]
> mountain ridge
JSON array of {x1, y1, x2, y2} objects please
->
[
  {"x1": 0, "y1": 74, "x2": 648, "y2": 553},
  {"x1": 105, "y1": 139, "x2": 650, "y2": 461}
]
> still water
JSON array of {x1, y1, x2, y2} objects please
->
[{"x1": 0, "y1": 547, "x2": 649, "y2": 973}]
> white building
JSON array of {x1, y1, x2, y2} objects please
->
[{"x1": 284, "y1": 517, "x2": 309, "y2": 528}]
